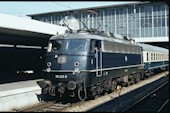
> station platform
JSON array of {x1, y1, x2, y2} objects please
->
[{"x1": 0, "y1": 79, "x2": 42, "y2": 111}]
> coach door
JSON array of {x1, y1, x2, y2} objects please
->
[{"x1": 95, "y1": 40, "x2": 102, "y2": 77}]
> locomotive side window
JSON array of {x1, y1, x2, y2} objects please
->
[
  {"x1": 95, "y1": 40, "x2": 101, "y2": 48},
  {"x1": 90, "y1": 39, "x2": 96, "y2": 53}
]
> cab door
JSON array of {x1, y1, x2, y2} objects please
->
[{"x1": 94, "y1": 40, "x2": 102, "y2": 77}]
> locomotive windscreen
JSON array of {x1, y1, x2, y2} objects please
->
[
  {"x1": 65, "y1": 39, "x2": 87, "y2": 52},
  {"x1": 47, "y1": 39, "x2": 88, "y2": 52}
]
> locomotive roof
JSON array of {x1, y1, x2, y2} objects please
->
[
  {"x1": 137, "y1": 43, "x2": 168, "y2": 54},
  {"x1": 50, "y1": 32, "x2": 139, "y2": 47}
]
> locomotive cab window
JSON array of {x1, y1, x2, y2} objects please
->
[
  {"x1": 65, "y1": 39, "x2": 87, "y2": 52},
  {"x1": 47, "y1": 40, "x2": 62, "y2": 52}
]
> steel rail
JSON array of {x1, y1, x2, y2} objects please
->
[
  {"x1": 122, "y1": 81, "x2": 169, "y2": 112},
  {"x1": 157, "y1": 99, "x2": 169, "y2": 113}
]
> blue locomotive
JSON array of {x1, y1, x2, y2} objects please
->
[
  {"x1": 37, "y1": 29, "x2": 168, "y2": 100},
  {"x1": 37, "y1": 10, "x2": 169, "y2": 100}
]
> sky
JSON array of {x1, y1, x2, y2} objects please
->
[{"x1": 0, "y1": 1, "x2": 137, "y2": 18}]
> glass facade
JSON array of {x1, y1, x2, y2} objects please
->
[{"x1": 31, "y1": 2, "x2": 169, "y2": 38}]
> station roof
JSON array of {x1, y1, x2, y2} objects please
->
[
  {"x1": 0, "y1": 13, "x2": 67, "y2": 38},
  {"x1": 0, "y1": 13, "x2": 68, "y2": 46},
  {"x1": 27, "y1": 1, "x2": 151, "y2": 17}
]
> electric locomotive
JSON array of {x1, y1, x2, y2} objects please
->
[
  {"x1": 37, "y1": 10, "x2": 168, "y2": 101},
  {"x1": 37, "y1": 30, "x2": 144, "y2": 100}
]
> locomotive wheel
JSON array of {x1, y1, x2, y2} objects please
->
[
  {"x1": 108, "y1": 81, "x2": 117, "y2": 93},
  {"x1": 86, "y1": 87, "x2": 96, "y2": 100},
  {"x1": 122, "y1": 82, "x2": 129, "y2": 87},
  {"x1": 135, "y1": 75, "x2": 140, "y2": 83}
]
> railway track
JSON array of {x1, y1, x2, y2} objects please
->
[
  {"x1": 122, "y1": 81, "x2": 169, "y2": 112},
  {"x1": 89, "y1": 71, "x2": 169, "y2": 112},
  {"x1": 18, "y1": 71, "x2": 169, "y2": 112}
]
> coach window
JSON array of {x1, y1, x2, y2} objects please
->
[
  {"x1": 162, "y1": 54, "x2": 163, "y2": 60},
  {"x1": 149, "y1": 53, "x2": 151, "y2": 61},
  {"x1": 155, "y1": 53, "x2": 157, "y2": 61},
  {"x1": 163, "y1": 54, "x2": 165, "y2": 60},
  {"x1": 148, "y1": 53, "x2": 150, "y2": 61},
  {"x1": 158, "y1": 53, "x2": 159, "y2": 60},
  {"x1": 151, "y1": 53, "x2": 152, "y2": 61},
  {"x1": 158, "y1": 54, "x2": 159, "y2": 60},
  {"x1": 147, "y1": 53, "x2": 148, "y2": 61}
]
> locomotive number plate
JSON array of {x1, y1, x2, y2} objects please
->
[{"x1": 55, "y1": 74, "x2": 67, "y2": 79}]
